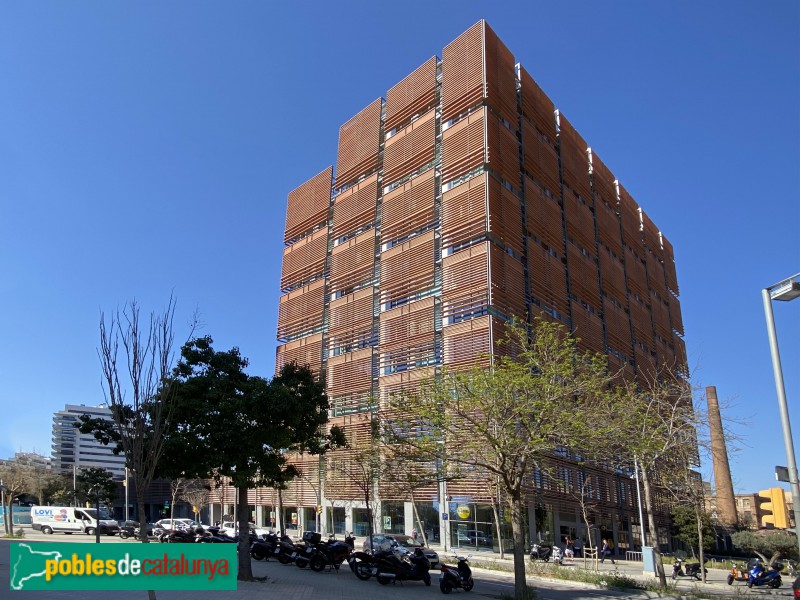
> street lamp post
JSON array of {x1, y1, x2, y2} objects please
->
[
  {"x1": 88, "y1": 484, "x2": 101, "y2": 544},
  {"x1": 762, "y1": 272, "x2": 800, "y2": 556}
]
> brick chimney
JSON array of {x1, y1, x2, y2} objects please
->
[{"x1": 707, "y1": 386, "x2": 738, "y2": 527}]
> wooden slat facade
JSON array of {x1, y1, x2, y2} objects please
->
[
  {"x1": 335, "y1": 98, "x2": 383, "y2": 190},
  {"x1": 280, "y1": 229, "x2": 328, "y2": 291},
  {"x1": 441, "y1": 107, "x2": 486, "y2": 184},
  {"x1": 383, "y1": 108, "x2": 436, "y2": 185},
  {"x1": 441, "y1": 172, "x2": 487, "y2": 250},
  {"x1": 329, "y1": 230, "x2": 376, "y2": 296},
  {"x1": 442, "y1": 21, "x2": 484, "y2": 121},
  {"x1": 332, "y1": 174, "x2": 377, "y2": 239},
  {"x1": 275, "y1": 333, "x2": 324, "y2": 377},
  {"x1": 381, "y1": 169, "x2": 436, "y2": 245},
  {"x1": 284, "y1": 167, "x2": 332, "y2": 243},
  {"x1": 277, "y1": 279, "x2": 325, "y2": 341},
  {"x1": 385, "y1": 56, "x2": 438, "y2": 133},
  {"x1": 380, "y1": 231, "x2": 435, "y2": 307}
]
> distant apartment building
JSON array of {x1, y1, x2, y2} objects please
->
[
  {"x1": 51, "y1": 404, "x2": 125, "y2": 479},
  {"x1": 267, "y1": 20, "x2": 686, "y2": 551},
  {"x1": 0, "y1": 451, "x2": 51, "y2": 470}
]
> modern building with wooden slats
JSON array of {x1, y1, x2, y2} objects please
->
[{"x1": 270, "y1": 20, "x2": 686, "y2": 553}]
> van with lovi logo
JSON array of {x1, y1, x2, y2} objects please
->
[{"x1": 31, "y1": 506, "x2": 120, "y2": 536}]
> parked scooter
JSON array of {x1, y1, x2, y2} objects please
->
[
  {"x1": 271, "y1": 533, "x2": 299, "y2": 564},
  {"x1": 672, "y1": 557, "x2": 707, "y2": 581},
  {"x1": 250, "y1": 532, "x2": 279, "y2": 560},
  {"x1": 439, "y1": 554, "x2": 474, "y2": 594},
  {"x1": 747, "y1": 561, "x2": 783, "y2": 589},
  {"x1": 375, "y1": 546, "x2": 431, "y2": 586},
  {"x1": 727, "y1": 561, "x2": 749, "y2": 585},
  {"x1": 529, "y1": 542, "x2": 553, "y2": 562}
]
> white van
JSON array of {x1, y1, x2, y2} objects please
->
[{"x1": 30, "y1": 506, "x2": 120, "y2": 536}]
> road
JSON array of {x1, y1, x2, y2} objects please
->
[{"x1": 1, "y1": 530, "x2": 792, "y2": 599}]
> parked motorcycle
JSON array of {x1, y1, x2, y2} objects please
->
[
  {"x1": 251, "y1": 532, "x2": 279, "y2": 560},
  {"x1": 375, "y1": 547, "x2": 431, "y2": 586},
  {"x1": 272, "y1": 533, "x2": 300, "y2": 564},
  {"x1": 672, "y1": 557, "x2": 707, "y2": 580},
  {"x1": 529, "y1": 542, "x2": 553, "y2": 562},
  {"x1": 439, "y1": 554, "x2": 474, "y2": 594},
  {"x1": 747, "y1": 561, "x2": 782, "y2": 589},
  {"x1": 348, "y1": 549, "x2": 379, "y2": 580},
  {"x1": 308, "y1": 533, "x2": 355, "y2": 572}
]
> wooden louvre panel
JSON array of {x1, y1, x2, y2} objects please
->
[
  {"x1": 381, "y1": 169, "x2": 435, "y2": 245},
  {"x1": 527, "y1": 241, "x2": 569, "y2": 320},
  {"x1": 557, "y1": 114, "x2": 592, "y2": 201},
  {"x1": 518, "y1": 65, "x2": 557, "y2": 142},
  {"x1": 442, "y1": 20, "x2": 485, "y2": 121},
  {"x1": 442, "y1": 243, "x2": 489, "y2": 322},
  {"x1": 327, "y1": 348, "x2": 374, "y2": 410},
  {"x1": 570, "y1": 301, "x2": 604, "y2": 355},
  {"x1": 484, "y1": 22, "x2": 517, "y2": 126},
  {"x1": 442, "y1": 315, "x2": 493, "y2": 369},
  {"x1": 489, "y1": 244, "x2": 526, "y2": 320},
  {"x1": 331, "y1": 174, "x2": 377, "y2": 239},
  {"x1": 385, "y1": 56, "x2": 438, "y2": 133},
  {"x1": 661, "y1": 233, "x2": 679, "y2": 295},
  {"x1": 329, "y1": 230, "x2": 375, "y2": 295},
  {"x1": 567, "y1": 243, "x2": 601, "y2": 310},
  {"x1": 650, "y1": 292, "x2": 672, "y2": 341},
  {"x1": 629, "y1": 296, "x2": 653, "y2": 345},
  {"x1": 641, "y1": 212, "x2": 663, "y2": 261},
  {"x1": 599, "y1": 245, "x2": 627, "y2": 303},
  {"x1": 378, "y1": 298, "x2": 436, "y2": 372},
  {"x1": 275, "y1": 333, "x2": 324, "y2": 377},
  {"x1": 486, "y1": 112, "x2": 521, "y2": 187},
  {"x1": 525, "y1": 176, "x2": 564, "y2": 252},
  {"x1": 617, "y1": 184, "x2": 644, "y2": 254},
  {"x1": 634, "y1": 345, "x2": 657, "y2": 382},
  {"x1": 441, "y1": 107, "x2": 486, "y2": 184},
  {"x1": 328, "y1": 288, "x2": 374, "y2": 353},
  {"x1": 591, "y1": 153, "x2": 622, "y2": 254},
  {"x1": 325, "y1": 417, "x2": 373, "y2": 499},
  {"x1": 487, "y1": 175, "x2": 524, "y2": 256},
  {"x1": 441, "y1": 172, "x2": 487, "y2": 249},
  {"x1": 335, "y1": 98, "x2": 382, "y2": 189},
  {"x1": 277, "y1": 280, "x2": 325, "y2": 341},
  {"x1": 282, "y1": 454, "x2": 322, "y2": 506},
  {"x1": 280, "y1": 228, "x2": 328, "y2": 291},
  {"x1": 380, "y1": 231, "x2": 435, "y2": 306},
  {"x1": 383, "y1": 109, "x2": 436, "y2": 185},
  {"x1": 646, "y1": 250, "x2": 668, "y2": 298},
  {"x1": 284, "y1": 167, "x2": 332, "y2": 243},
  {"x1": 565, "y1": 191, "x2": 597, "y2": 255},
  {"x1": 669, "y1": 293, "x2": 684, "y2": 336},
  {"x1": 522, "y1": 120, "x2": 560, "y2": 195},
  {"x1": 603, "y1": 298, "x2": 631, "y2": 353},
  {"x1": 378, "y1": 368, "x2": 433, "y2": 409},
  {"x1": 608, "y1": 353, "x2": 635, "y2": 383},
  {"x1": 625, "y1": 247, "x2": 648, "y2": 300},
  {"x1": 673, "y1": 333, "x2": 688, "y2": 374},
  {"x1": 655, "y1": 335, "x2": 675, "y2": 369}
]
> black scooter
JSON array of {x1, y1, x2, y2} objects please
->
[
  {"x1": 529, "y1": 542, "x2": 553, "y2": 562},
  {"x1": 439, "y1": 554, "x2": 473, "y2": 594},
  {"x1": 309, "y1": 533, "x2": 355, "y2": 572},
  {"x1": 376, "y1": 547, "x2": 431, "y2": 586},
  {"x1": 672, "y1": 557, "x2": 707, "y2": 581}
]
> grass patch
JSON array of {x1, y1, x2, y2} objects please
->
[
  {"x1": 526, "y1": 562, "x2": 643, "y2": 590},
  {"x1": 496, "y1": 585, "x2": 538, "y2": 600},
  {"x1": 3, "y1": 528, "x2": 26, "y2": 539}
]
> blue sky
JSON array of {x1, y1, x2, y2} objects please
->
[{"x1": 1, "y1": 1, "x2": 798, "y2": 495}]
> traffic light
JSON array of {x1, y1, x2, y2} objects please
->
[
  {"x1": 758, "y1": 487, "x2": 789, "y2": 529},
  {"x1": 316, "y1": 505, "x2": 322, "y2": 515}
]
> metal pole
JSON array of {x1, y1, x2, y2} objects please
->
[
  {"x1": 95, "y1": 488, "x2": 101, "y2": 544},
  {"x1": 762, "y1": 288, "x2": 800, "y2": 557},
  {"x1": 1, "y1": 481, "x2": 7, "y2": 536},
  {"x1": 634, "y1": 458, "x2": 646, "y2": 547},
  {"x1": 124, "y1": 467, "x2": 129, "y2": 523}
]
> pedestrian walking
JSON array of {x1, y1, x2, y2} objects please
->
[{"x1": 600, "y1": 538, "x2": 615, "y2": 564}]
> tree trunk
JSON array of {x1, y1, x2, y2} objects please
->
[
  {"x1": 695, "y1": 503, "x2": 706, "y2": 583},
  {"x1": 510, "y1": 492, "x2": 530, "y2": 600},
  {"x1": 277, "y1": 488, "x2": 284, "y2": 535},
  {"x1": 640, "y1": 467, "x2": 666, "y2": 586},
  {"x1": 237, "y1": 485, "x2": 253, "y2": 581},
  {"x1": 136, "y1": 485, "x2": 149, "y2": 543},
  {"x1": 410, "y1": 490, "x2": 427, "y2": 547},
  {"x1": 4, "y1": 498, "x2": 11, "y2": 535},
  {"x1": 492, "y1": 500, "x2": 505, "y2": 559}
]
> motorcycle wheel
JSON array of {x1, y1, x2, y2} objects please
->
[
  {"x1": 727, "y1": 574, "x2": 734, "y2": 585},
  {"x1": 120, "y1": 531, "x2": 130, "y2": 540},
  {"x1": 277, "y1": 553, "x2": 293, "y2": 565},
  {"x1": 440, "y1": 579, "x2": 454, "y2": 594},
  {"x1": 354, "y1": 562, "x2": 372, "y2": 581},
  {"x1": 310, "y1": 556, "x2": 326, "y2": 572},
  {"x1": 251, "y1": 549, "x2": 265, "y2": 561},
  {"x1": 376, "y1": 574, "x2": 392, "y2": 585},
  {"x1": 463, "y1": 577, "x2": 474, "y2": 592},
  {"x1": 423, "y1": 573, "x2": 431, "y2": 586},
  {"x1": 694, "y1": 572, "x2": 702, "y2": 581},
  {"x1": 746, "y1": 579, "x2": 753, "y2": 588},
  {"x1": 296, "y1": 558, "x2": 308, "y2": 569},
  {"x1": 671, "y1": 571, "x2": 677, "y2": 580},
  {"x1": 770, "y1": 577, "x2": 781, "y2": 589}
]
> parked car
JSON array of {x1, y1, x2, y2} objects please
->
[
  {"x1": 792, "y1": 575, "x2": 800, "y2": 598},
  {"x1": 219, "y1": 521, "x2": 269, "y2": 538},
  {"x1": 460, "y1": 529, "x2": 492, "y2": 547},
  {"x1": 362, "y1": 534, "x2": 439, "y2": 568},
  {"x1": 153, "y1": 518, "x2": 199, "y2": 530}
]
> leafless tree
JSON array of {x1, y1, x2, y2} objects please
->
[
  {"x1": 0, "y1": 463, "x2": 33, "y2": 535},
  {"x1": 179, "y1": 478, "x2": 211, "y2": 522}
]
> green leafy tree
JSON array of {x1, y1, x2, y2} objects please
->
[
  {"x1": 671, "y1": 504, "x2": 715, "y2": 557},
  {"x1": 76, "y1": 467, "x2": 117, "y2": 507},
  {"x1": 731, "y1": 529, "x2": 799, "y2": 566},
  {"x1": 167, "y1": 337, "x2": 344, "y2": 581},
  {"x1": 389, "y1": 319, "x2": 615, "y2": 600}
]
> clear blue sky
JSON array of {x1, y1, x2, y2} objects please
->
[{"x1": 1, "y1": 1, "x2": 798, "y2": 495}]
